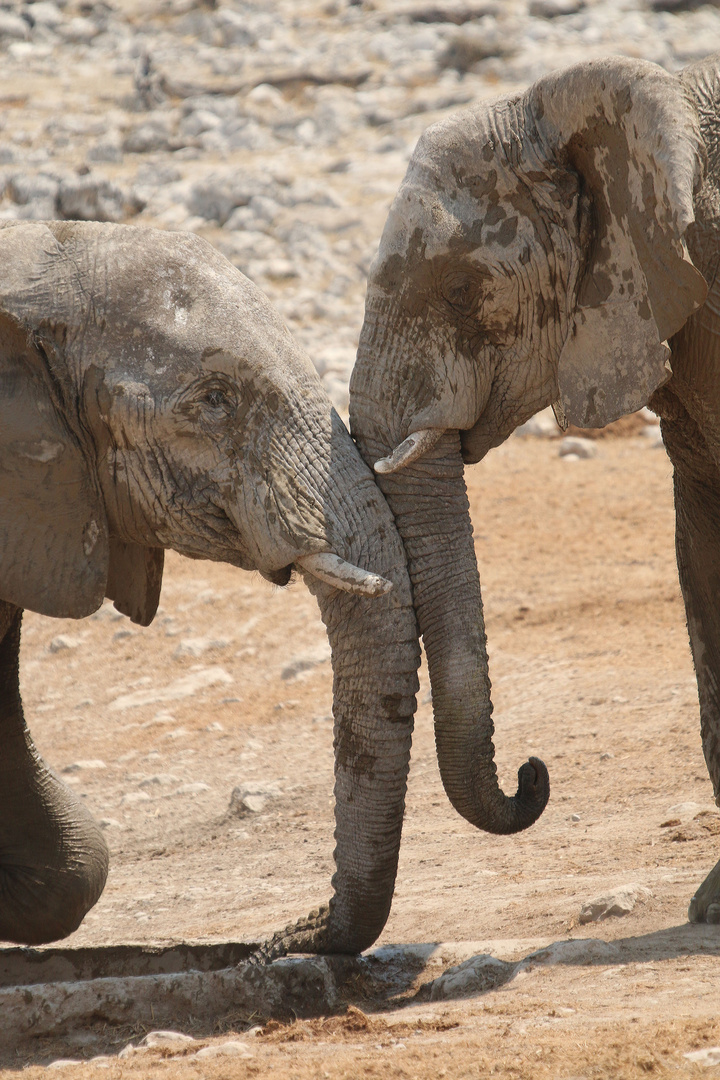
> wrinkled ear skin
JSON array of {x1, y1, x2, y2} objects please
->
[
  {"x1": 528, "y1": 57, "x2": 709, "y2": 427},
  {"x1": 0, "y1": 315, "x2": 109, "y2": 618},
  {"x1": 105, "y1": 540, "x2": 164, "y2": 626}
]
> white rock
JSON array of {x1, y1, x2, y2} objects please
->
[
  {"x1": 0, "y1": 11, "x2": 29, "y2": 39},
  {"x1": 281, "y1": 642, "x2": 331, "y2": 681},
  {"x1": 685, "y1": 1046, "x2": 720, "y2": 1066},
  {"x1": 524, "y1": 938, "x2": 621, "y2": 966},
  {"x1": 59, "y1": 175, "x2": 132, "y2": 223},
  {"x1": 174, "y1": 782, "x2": 211, "y2": 796},
  {"x1": 123, "y1": 119, "x2": 173, "y2": 155},
  {"x1": 120, "y1": 791, "x2": 151, "y2": 806},
  {"x1": 48, "y1": 634, "x2": 82, "y2": 653},
  {"x1": 173, "y1": 636, "x2": 230, "y2": 659},
  {"x1": 27, "y1": 2, "x2": 63, "y2": 28},
  {"x1": 138, "y1": 774, "x2": 180, "y2": 789},
  {"x1": 515, "y1": 406, "x2": 560, "y2": 438},
  {"x1": 529, "y1": 0, "x2": 582, "y2": 15},
  {"x1": 58, "y1": 16, "x2": 99, "y2": 44},
  {"x1": 427, "y1": 954, "x2": 517, "y2": 1000},
  {"x1": 228, "y1": 782, "x2": 281, "y2": 815},
  {"x1": 141, "y1": 1030, "x2": 196, "y2": 1049},
  {"x1": 99, "y1": 818, "x2": 122, "y2": 830},
  {"x1": 559, "y1": 436, "x2": 598, "y2": 459},
  {"x1": 110, "y1": 667, "x2": 233, "y2": 711},
  {"x1": 579, "y1": 885, "x2": 652, "y2": 924},
  {"x1": 664, "y1": 801, "x2": 704, "y2": 823},
  {"x1": 192, "y1": 1041, "x2": 254, "y2": 1059},
  {"x1": 47, "y1": 1060, "x2": 83, "y2": 1069}
]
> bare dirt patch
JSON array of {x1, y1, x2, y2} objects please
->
[{"x1": 5, "y1": 432, "x2": 720, "y2": 1076}]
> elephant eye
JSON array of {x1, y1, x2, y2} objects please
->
[
  {"x1": 203, "y1": 388, "x2": 228, "y2": 409},
  {"x1": 444, "y1": 274, "x2": 477, "y2": 314},
  {"x1": 193, "y1": 379, "x2": 237, "y2": 418}
]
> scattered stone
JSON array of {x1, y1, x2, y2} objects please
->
[
  {"x1": 228, "y1": 783, "x2": 281, "y2": 816},
  {"x1": 523, "y1": 939, "x2": 621, "y2": 966},
  {"x1": 98, "y1": 818, "x2": 122, "y2": 829},
  {"x1": 48, "y1": 634, "x2": 82, "y2": 653},
  {"x1": 192, "y1": 1041, "x2": 254, "y2": 1059},
  {"x1": 281, "y1": 643, "x2": 331, "y2": 681},
  {"x1": 529, "y1": 0, "x2": 583, "y2": 15},
  {"x1": 662, "y1": 801, "x2": 704, "y2": 824},
  {"x1": 110, "y1": 667, "x2": 234, "y2": 711},
  {"x1": 173, "y1": 636, "x2": 230, "y2": 659},
  {"x1": 138, "y1": 774, "x2": 180, "y2": 789},
  {"x1": 58, "y1": 174, "x2": 137, "y2": 223},
  {"x1": 122, "y1": 117, "x2": 175, "y2": 155},
  {"x1": 685, "y1": 1046, "x2": 720, "y2": 1065},
  {"x1": 599, "y1": 752, "x2": 614, "y2": 761},
  {"x1": 62, "y1": 760, "x2": 107, "y2": 773},
  {"x1": 0, "y1": 11, "x2": 29, "y2": 40},
  {"x1": 515, "y1": 407, "x2": 560, "y2": 438},
  {"x1": 120, "y1": 791, "x2": 152, "y2": 806},
  {"x1": 578, "y1": 884, "x2": 652, "y2": 924},
  {"x1": 47, "y1": 1060, "x2": 83, "y2": 1070},
  {"x1": 141, "y1": 1030, "x2": 196, "y2": 1049},
  {"x1": 559, "y1": 436, "x2": 598, "y2": 459},
  {"x1": 174, "y1": 782, "x2": 211, "y2": 796},
  {"x1": 425, "y1": 953, "x2": 518, "y2": 1000}
]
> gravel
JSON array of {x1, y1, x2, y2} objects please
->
[{"x1": 1, "y1": 0, "x2": 719, "y2": 411}]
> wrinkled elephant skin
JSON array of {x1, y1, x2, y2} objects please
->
[
  {"x1": 350, "y1": 54, "x2": 720, "y2": 921},
  {"x1": 0, "y1": 221, "x2": 420, "y2": 954}
]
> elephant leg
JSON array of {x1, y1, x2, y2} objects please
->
[
  {"x1": 0, "y1": 602, "x2": 109, "y2": 944},
  {"x1": 660, "y1": 406, "x2": 720, "y2": 923}
]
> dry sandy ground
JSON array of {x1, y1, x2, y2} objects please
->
[{"x1": 5, "y1": 425, "x2": 720, "y2": 1076}]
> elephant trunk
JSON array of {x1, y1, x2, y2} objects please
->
[
  {"x1": 351, "y1": 372, "x2": 548, "y2": 833},
  {"x1": 263, "y1": 415, "x2": 421, "y2": 957}
]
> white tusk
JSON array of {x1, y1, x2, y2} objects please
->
[
  {"x1": 374, "y1": 428, "x2": 444, "y2": 475},
  {"x1": 296, "y1": 553, "x2": 393, "y2": 597}
]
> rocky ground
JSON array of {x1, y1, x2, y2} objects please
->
[{"x1": 5, "y1": 0, "x2": 720, "y2": 1076}]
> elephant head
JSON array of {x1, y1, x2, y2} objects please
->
[
  {"x1": 350, "y1": 56, "x2": 708, "y2": 836},
  {"x1": 0, "y1": 220, "x2": 420, "y2": 952}
]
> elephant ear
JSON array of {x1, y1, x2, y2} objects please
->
[
  {"x1": 528, "y1": 56, "x2": 708, "y2": 427},
  {"x1": 0, "y1": 310, "x2": 109, "y2": 618}
]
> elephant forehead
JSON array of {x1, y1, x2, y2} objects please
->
[{"x1": 374, "y1": 180, "x2": 533, "y2": 288}]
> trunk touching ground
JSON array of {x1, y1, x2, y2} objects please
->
[
  {"x1": 260, "y1": 419, "x2": 421, "y2": 957},
  {"x1": 0, "y1": 603, "x2": 109, "y2": 944},
  {"x1": 352, "y1": 404, "x2": 549, "y2": 834}
]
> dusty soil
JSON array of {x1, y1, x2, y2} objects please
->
[{"x1": 7, "y1": 428, "x2": 720, "y2": 1077}]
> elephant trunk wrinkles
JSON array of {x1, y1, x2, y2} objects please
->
[
  {"x1": 264, "y1": 426, "x2": 421, "y2": 957},
  {"x1": 351, "y1": 376, "x2": 548, "y2": 833}
]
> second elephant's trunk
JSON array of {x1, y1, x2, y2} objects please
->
[{"x1": 361, "y1": 424, "x2": 549, "y2": 835}]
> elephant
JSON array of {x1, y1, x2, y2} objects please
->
[
  {"x1": 350, "y1": 52, "x2": 720, "y2": 922},
  {"x1": 0, "y1": 218, "x2": 421, "y2": 954}
]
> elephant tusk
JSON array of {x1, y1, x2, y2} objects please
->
[
  {"x1": 296, "y1": 553, "x2": 393, "y2": 597},
  {"x1": 374, "y1": 428, "x2": 444, "y2": 475}
]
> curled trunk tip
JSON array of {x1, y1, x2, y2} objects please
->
[{"x1": 512, "y1": 756, "x2": 550, "y2": 832}]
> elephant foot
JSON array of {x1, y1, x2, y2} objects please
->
[{"x1": 688, "y1": 858, "x2": 720, "y2": 924}]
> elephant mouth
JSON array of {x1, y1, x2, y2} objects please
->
[{"x1": 260, "y1": 565, "x2": 293, "y2": 587}]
